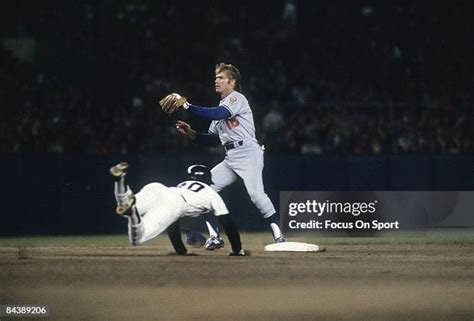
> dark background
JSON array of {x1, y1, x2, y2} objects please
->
[{"x1": 1, "y1": 1, "x2": 473, "y2": 235}]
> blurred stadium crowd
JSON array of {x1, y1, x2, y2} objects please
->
[{"x1": 1, "y1": 1, "x2": 472, "y2": 155}]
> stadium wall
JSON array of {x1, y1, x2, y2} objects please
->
[{"x1": 1, "y1": 155, "x2": 473, "y2": 235}]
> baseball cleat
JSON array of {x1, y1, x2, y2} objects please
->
[
  {"x1": 115, "y1": 186, "x2": 134, "y2": 216},
  {"x1": 110, "y1": 162, "x2": 129, "y2": 179},
  {"x1": 228, "y1": 249, "x2": 250, "y2": 256},
  {"x1": 205, "y1": 236, "x2": 225, "y2": 250},
  {"x1": 116, "y1": 201, "x2": 133, "y2": 216},
  {"x1": 275, "y1": 235, "x2": 288, "y2": 243},
  {"x1": 116, "y1": 205, "x2": 129, "y2": 215}
]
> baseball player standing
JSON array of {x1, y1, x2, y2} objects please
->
[
  {"x1": 110, "y1": 162, "x2": 247, "y2": 256},
  {"x1": 159, "y1": 63, "x2": 287, "y2": 247}
]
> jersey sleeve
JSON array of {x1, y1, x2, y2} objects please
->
[
  {"x1": 221, "y1": 92, "x2": 245, "y2": 117},
  {"x1": 210, "y1": 192, "x2": 229, "y2": 216},
  {"x1": 187, "y1": 104, "x2": 231, "y2": 120},
  {"x1": 208, "y1": 121, "x2": 218, "y2": 135}
]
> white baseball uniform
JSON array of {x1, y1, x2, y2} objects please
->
[
  {"x1": 128, "y1": 180, "x2": 229, "y2": 245},
  {"x1": 208, "y1": 91, "x2": 276, "y2": 218}
]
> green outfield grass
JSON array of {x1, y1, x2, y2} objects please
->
[{"x1": 0, "y1": 228, "x2": 473, "y2": 247}]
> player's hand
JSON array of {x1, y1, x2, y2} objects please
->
[
  {"x1": 176, "y1": 120, "x2": 190, "y2": 134},
  {"x1": 175, "y1": 120, "x2": 197, "y2": 140},
  {"x1": 159, "y1": 93, "x2": 188, "y2": 114}
]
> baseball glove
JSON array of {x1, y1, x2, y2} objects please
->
[{"x1": 159, "y1": 93, "x2": 188, "y2": 114}]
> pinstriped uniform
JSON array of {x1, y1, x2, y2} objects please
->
[
  {"x1": 174, "y1": 180, "x2": 229, "y2": 217},
  {"x1": 128, "y1": 181, "x2": 229, "y2": 245}
]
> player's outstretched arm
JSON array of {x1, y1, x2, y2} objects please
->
[
  {"x1": 166, "y1": 220, "x2": 188, "y2": 255},
  {"x1": 216, "y1": 214, "x2": 244, "y2": 255},
  {"x1": 185, "y1": 104, "x2": 231, "y2": 120},
  {"x1": 159, "y1": 93, "x2": 231, "y2": 120}
]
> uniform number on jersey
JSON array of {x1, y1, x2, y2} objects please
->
[
  {"x1": 185, "y1": 182, "x2": 205, "y2": 192},
  {"x1": 225, "y1": 117, "x2": 240, "y2": 129}
]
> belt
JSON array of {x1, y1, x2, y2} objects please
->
[{"x1": 223, "y1": 140, "x2": 243, "y2": 151}]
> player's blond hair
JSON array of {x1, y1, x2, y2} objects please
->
[{"x1": 215, "y1": 63, "x2": 241, "y2": 91}]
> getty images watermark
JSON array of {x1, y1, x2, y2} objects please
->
[
  {"x1": 281, "y1": 191, "x2": 472, "y2": 232},
  {"x1": 279, "y1": 192, "x2": 407, "y2": 232},
  {"x1": 286, "y1": 198, "x2": 399, "y2": 231}
]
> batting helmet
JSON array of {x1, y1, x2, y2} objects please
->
[{"x1": 187, "y1": 164, "x2": 211, "y2": 185}]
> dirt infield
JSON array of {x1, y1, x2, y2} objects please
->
[{"x1": 1, "y1": 236, "x2": 473, "y2": 321}]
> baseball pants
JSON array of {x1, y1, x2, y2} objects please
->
[
  {"x1": 128, "y1": 183, "x2": 186, "y2": 245},
  {"x1": 211, "y1": 143, "x2": 276, "y2": 218}
]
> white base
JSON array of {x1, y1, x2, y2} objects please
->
[{"x1": 264, "y1": 242, "x2": 321, "y2": 252}]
